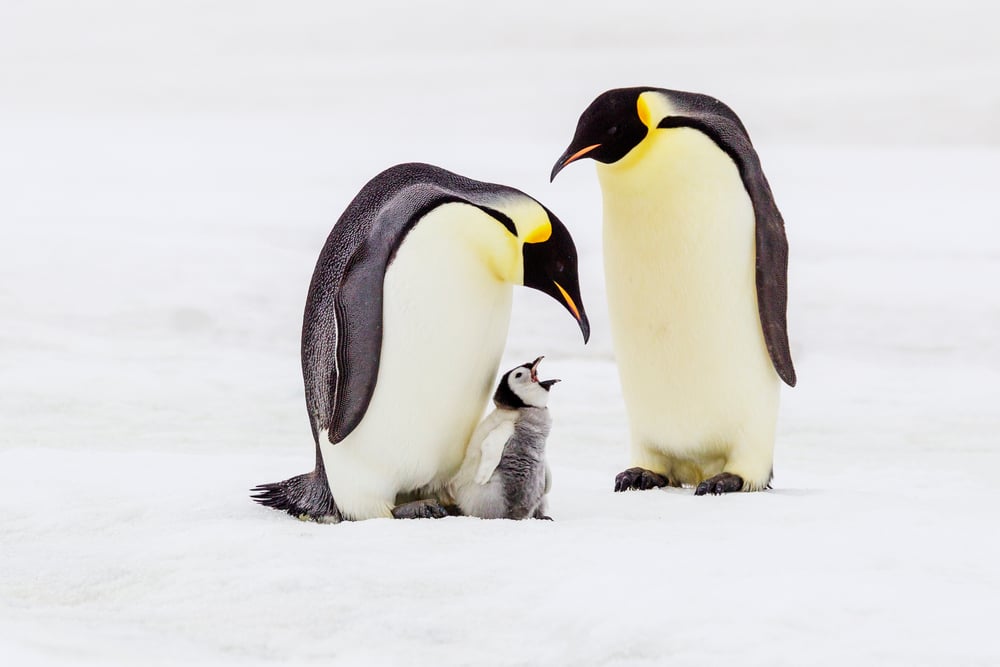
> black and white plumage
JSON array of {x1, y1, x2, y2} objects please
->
[
  {"x1": 551, "y1": 88, "x2": 795, "y2": 495},
  {"x1": 252, "y1": 163, "x2": 588, "y2": 521},
  {"x1": 449, "y1": 357, "x2": 558, "y2": 520}
]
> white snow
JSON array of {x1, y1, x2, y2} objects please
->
[{"x1": 2, "y1": 1, "x2": 999, "y2": 665}]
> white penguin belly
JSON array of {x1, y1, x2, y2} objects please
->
[
  {"x1": 320, "y1": 204, "x2": 517, "y2": 519},
  {"x1": 598, "y1": 128, "x2": 779, "y2": 484}
]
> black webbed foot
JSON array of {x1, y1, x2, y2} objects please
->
[
  {"x1": 614, "y1": 467, "x2": 670, "y2": 492},
  {"x1": 391, "y1": 499, "x2": 450, "y2": 519},
  {"x1": 694, "y1": 473, "x2": 744, "y2": 496}
]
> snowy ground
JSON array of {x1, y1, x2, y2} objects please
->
[{"x1": 2, "y1": 2, "x2": 999, "y2": 665}]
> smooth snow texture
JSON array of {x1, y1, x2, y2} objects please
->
[{"x1": 2, "y1": 1, "x2": 1000, "y2": 665}]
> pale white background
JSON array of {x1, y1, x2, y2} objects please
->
[{"x1": 2, "y1": 1, "x2": 999, "y2": 665}]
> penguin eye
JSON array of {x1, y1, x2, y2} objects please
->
[
  {"x1": 514, "y1": 372, "x2": 523, "y2": 379},
  {"x1": 607, "y1": 125, "x2": 619, "y2": 136}
]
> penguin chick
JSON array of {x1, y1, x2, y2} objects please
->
[{"x1": 450, "y1": 357, "x2": 558, "y2": 520}]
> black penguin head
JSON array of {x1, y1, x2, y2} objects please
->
[
  {"x1": 550, "y1": 87, "x2": 656, "y2": 180},
  {"x1": 494, "y1": 356, "x2": 559, "y2": 409},
  {"x1": 521, "y1": 209, "x2": 590, "y2": 343}
]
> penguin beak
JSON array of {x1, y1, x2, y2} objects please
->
[
  {"x1": 529, "y1": 356, "x2": 544, "y2": 382},
  {"x1": 550, "y1": 143, "x2": 600, "y2": 181},
  {"x1": 522, "y1": 210, "x2": 590, "y2": 343},
  {"x1": 529, "y1": 356, "x2": 560, "y2": 390}
]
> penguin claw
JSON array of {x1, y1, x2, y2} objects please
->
[
  {"x1": 391, "y1": 499, "x2": 450, "y2": 520},
  {"x1": 614, "y1": 467, "x2": 670, "y2": 492},
  {"x1": 694, "y1": 473, "x2": 744, "y2": 496}
]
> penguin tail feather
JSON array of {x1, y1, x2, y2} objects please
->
[{"x1": 251, "y1": 469, "x2": 341, "y2": 523}]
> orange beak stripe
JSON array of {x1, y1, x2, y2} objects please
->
[
  {"x1": 562, "y1": 143, "x2": 600, "y2": 167},
  {"x1": 553, "y1": 281, "x2": 581, "y2": 322}
]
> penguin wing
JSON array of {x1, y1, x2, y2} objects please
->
[
  {"x1": 474, "y1": 421, "x2": 515, "y2": 484},
  {"x1": 731, "y1": 141, "x2": 796, "y2": 387},
  {"x1": 302, "y1": 163, "x2": 528, "y2": 446},
  {"x1": 302, "y1": 183, "x2": 455, "y2": 445},
  {"x1": 658, "y1": 95, "x2": 797, "y2": 387}
]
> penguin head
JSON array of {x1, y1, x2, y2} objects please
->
[
  {"x1": 550, "y1": 87, "x2": 665, "y2": 180},
  {"x1": 494, "y1": 356, "x2": 559, "y2": 409},
  {"x1": 519, "y1": 207, "x2": 590, "y2": 343},
  {"x1": 486, "y1": 195, "x2": 590, "y2": 343}
]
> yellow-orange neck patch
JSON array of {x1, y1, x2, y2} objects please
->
[{"x1": 522, "y1": 218, "x2": 552, "y2": 244}]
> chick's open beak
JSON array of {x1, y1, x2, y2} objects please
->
[
  {"x1": 528, "y1": 356, "x2": 560, "y2": 390},
  {"x1": 529, "y1": 356, "x2": 544, "y2": 382}
]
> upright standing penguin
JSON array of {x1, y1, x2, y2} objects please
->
[
  {"x1": 253, "y1": 163, "x2": 589, "y2": 521},
  {"x1": 551, "y1": 88, "x2": 796, "y2": 495}
]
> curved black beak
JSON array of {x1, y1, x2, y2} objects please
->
[
  {"x1": 550, "y1": 143, "x2": 601, "y2": 182},
  {"x1": 522, "y1": 210, "x2": 590, "y2": 343}
]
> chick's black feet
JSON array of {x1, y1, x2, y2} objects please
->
[
  {"x1": 614, "y1": 467, "x2": 670, "y2": 492},
  {"x1": 694, "y1": 473, "x2": 744, "y2": 496}
]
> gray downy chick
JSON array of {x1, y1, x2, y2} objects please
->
[{"x1": 449, "y1": 357, "x2": 557, "y2": 520}]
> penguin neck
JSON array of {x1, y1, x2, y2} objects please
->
[
  {"x1": 493, "y1": 398, "x2": 549, "y2": 412},
  {"x1": 596, "y1": 125, "x2": 746, "y2": 211},
  {"x1": 595, "y1": 126, "x2": 755, "y2": 299},
  {"x1": 418, "y1": 202, "x2": 523, "y2": 285}
]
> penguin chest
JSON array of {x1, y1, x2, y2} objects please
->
[
  {"x1": 320, "y1": 204, "x2": 517, "y2": 519},
  {"x1": 598, "y1": 128, "x2": 779, "y2": 450}
]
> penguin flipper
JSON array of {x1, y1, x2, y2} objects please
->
[
  {"x1": 746, "y1": 173, "x2": 797, "y2": 388},
  {"x1": 474, "y1": 421, "x2": 515, "y2": 485},
  {"x1": 656, "y1": 95, "x2": 796, "y2": 388}
]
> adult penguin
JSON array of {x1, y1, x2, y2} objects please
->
[
  {"x1": 253, "y1": 163, "x2": 589, "y2": 521},
  {"x1": 551, "y1": 87, "x2": 795, "y2": 495}
]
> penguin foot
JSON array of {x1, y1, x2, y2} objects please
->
[
  {"x1": 391, "y1": 499, "x2": 450, "y2": 520},
  {"x1": 694, "y1": 473, "x2": 744, "y2": 496},
  {"x1": 251, "y1": 469, "x2": 340, "y2": 522},
  {"x1": 614, "y1": 467, "x2": 670, "y2": 492}
]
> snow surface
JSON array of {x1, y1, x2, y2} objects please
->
[{"x1": 2, "y1": 1, "x2": 999, "y2": 665}]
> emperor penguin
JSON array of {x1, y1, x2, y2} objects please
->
[
  {"x1": 550, "y1": 88, "x2": 796, "y2": 495},
  {"x1": 252, "y1": 163, "x2": 589, "y2": 521},
  {"x1": 450, "y1": 357, "x2": 558, "y2": 520}
]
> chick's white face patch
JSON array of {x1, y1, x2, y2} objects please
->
[{"x1": 507, "y1": 367, "x2": 551, "y2": 409}]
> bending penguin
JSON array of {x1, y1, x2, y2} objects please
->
[
  {"x1": 551, "y1": 88, "x2": 796, "y2": 495},
  {"x1": 449, "y1": 357, "x2": 558, "y2": 520},
  {"x1": 252, "y1": 163, "x2": 589, "y2": 521}
]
